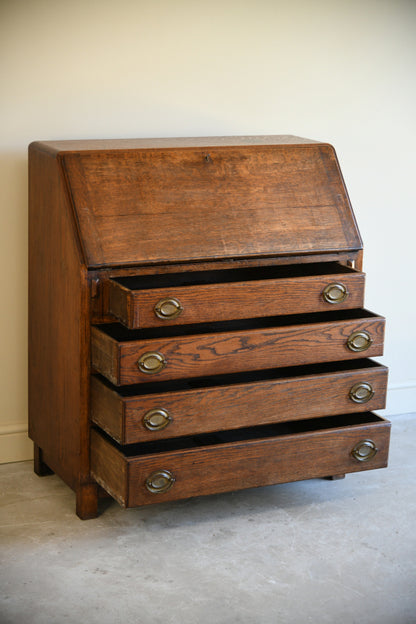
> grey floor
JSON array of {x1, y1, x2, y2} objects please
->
[{"x1": 1, "y1": 413, "x2": 415, "y2": 624}]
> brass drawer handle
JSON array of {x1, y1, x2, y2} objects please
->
[
  {"x1": 154, "y1": 297, "x2": 183, "y2": 320},
  {"x1": 143, "y1": 408, "x2": 172, "y2": 431},
  {"x1": 349, "y1": 382, "x2": 374, "y2": 403},
  {"x1": 145, "y1": 470, "x2": 176, "y2": 494},
  {"x1": 347, "y1": 330, "x2": 373, "y2": 352},
  {"x1": 137, "y1": 351, "x2": 166, "y2": 374},
  {"x1": 322, "y1": 282, "x2": 348, "y2": 304},
  {"x1": 351, "y1": 439, "x2": 378, "y2": 462}
]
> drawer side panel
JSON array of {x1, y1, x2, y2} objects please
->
[{"x1": 90, "y1": 429, "x2": 128, "y2": 506}]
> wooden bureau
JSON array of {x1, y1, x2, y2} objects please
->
[{"x1": 28, "y1": 135, "x2": 390, "y2": 519}]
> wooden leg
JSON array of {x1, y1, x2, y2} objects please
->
[
  {"x1": 33, "y1": 443, "x2": 54, "y2": 476},
  {"x1": 76, "y1": 483, "x2": 99, "y2": 520},
  {"x1": 325, "y1": 474, "x2": 346, "y2": 480}
]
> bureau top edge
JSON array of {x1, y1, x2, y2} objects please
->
[{"x1": 29, "y1": 135, "x2": 322, "y2": 155}]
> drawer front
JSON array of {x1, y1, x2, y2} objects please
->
[
  {"x1": 107, "y1": 267, "x2": 365, "y2": 329},
  {"x1": 91, "y1": 313, "x2": 385, "y2": 386},
  {"x1": 90, "y1": 362, "x2": 388, "y2": 444},
  {"x1": 90, "y1": 414, "x2": 391, "y2": 508}
]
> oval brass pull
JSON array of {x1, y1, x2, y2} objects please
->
[
  {"x1": 143, "y1": 408, "x2": 172, "y2": 431},
  {"x1": 154, "y1": 297, "x2": 183, "y2": 320},
  {"x1": 322, "y1": 282, "x2": 348, "y2": 304},
  {"x1": 351, "y1": 439, "x2": 378, "y2": 462},
  {"x1": 349, "y1": 382, "x2": 374, "y2": 403},
  {"x1": 347, "y1": 330, "x2": 373, "y2": 352},
  {"x1": 145, "y1": 470, "x2": 176, "y2": 494},
  {"x1": 137, "y1": 352, "x2": 166, "y2": 374}
]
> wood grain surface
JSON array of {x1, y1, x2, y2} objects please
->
[
  {"x1": 57, "y1": 141, "x2": 361, "y2": 267},
  {"x1": 90, "y1": 362, "x2": 388, "y2": 444},
  {"x1": 90, "y1": 414, "x2": 391, "y2": 507},
  {"x1": 91, "y1": 313, "x2": 385, "y2": 385},
  {"x1": 28, "y1": 143, "x2": 99, "y2": 517},
  {"x1": 107, "y1": 267, "x2": 365, "y2": 328},
  {"x1": 29, "y1": 146, "x2": 88, "y2": 488},
  {"x1": 30, "y1": 135, "x2": 321, "y2": 155}
]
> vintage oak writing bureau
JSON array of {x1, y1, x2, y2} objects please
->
[{"x1": 28, "y1": 135, "x2": 390, "y2": 519}]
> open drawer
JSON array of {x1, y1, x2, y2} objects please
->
[
  {"x1": 91, "y1": 360, "x2": 388, "y2": 444},
  {"x1": 106, "y1": 262, "x2": 365, "y2": 328},
  {"x1": 90, "y1": 412, "x2": 391, "y2": 508},
  {"x1": 91, "y1": 309, "x2": 385, "y2": 386}
]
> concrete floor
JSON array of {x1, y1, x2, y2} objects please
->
[{"x1": 1, "y1": 413, "x2": 415, "y2": 624}]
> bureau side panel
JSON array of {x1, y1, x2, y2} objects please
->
[{"x1": 28, "y1": 145, "x2": 90, "y2": 491}]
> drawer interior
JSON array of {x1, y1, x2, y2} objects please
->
[
  {"x1": 95, "y1": 308, "x2": 380, "y2": 341},
  {"x1": 97, "y1": 412, "x2": 387, "y2": 458},
  {"x1": 111, "y1": 261, "x2": 359, "y2": 291}
]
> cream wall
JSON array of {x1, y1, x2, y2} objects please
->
[{"x1": 1, "y1": 0, "x2": 415, "y2": 463}]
